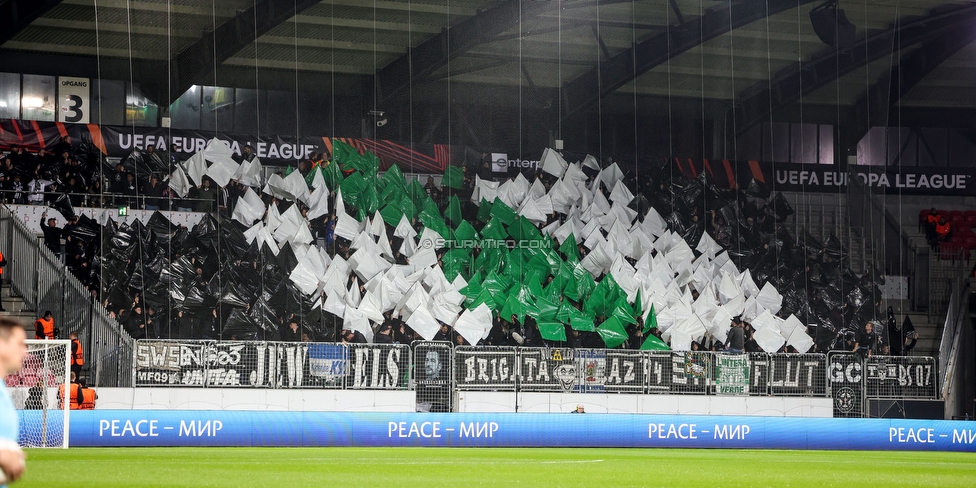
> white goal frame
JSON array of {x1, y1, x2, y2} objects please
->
[{"x1": 13, "y1": 339, "x2": 72, "y2": 448}]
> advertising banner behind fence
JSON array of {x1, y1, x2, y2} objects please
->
[{"x1": 64, "y1": 411, "x2": 976, "y2": 451}]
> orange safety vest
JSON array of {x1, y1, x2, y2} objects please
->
[
  {"x1": 936, "y1": 222, "x2": 951, "y2": 237},
  {"x1": 0, "y1": 251, "x2": 5, "y2": 275},
  {"x1": 78, "y1": 388, "x2": 96, "y2": 410},
  {"x1": 35, "y1": 317, "x2": 55, "y2": 339},
  {"x1": 71, "y1": 339, "x2": 84, "y2": 366},
  {"x1": 927, "y1": 214, "x2": 940, "y2": 225},
  {"x1": 59, "y1": 383, "x2": 81, "y2": 410}
]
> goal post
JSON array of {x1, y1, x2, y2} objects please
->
[{"x1": 6, "y1": 340, "x2": 71, "y2": 448}]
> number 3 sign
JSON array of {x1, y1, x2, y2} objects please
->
[{"x1": 58, "y1": 76, "x2": 90, "y2": 124}]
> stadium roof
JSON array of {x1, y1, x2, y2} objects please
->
[{"x1": 2, "y1": 0, "x2": 976, "y2": 134}]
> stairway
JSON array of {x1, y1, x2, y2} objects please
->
[{"x1": 0, "y1": 283, "x2": 36, "y2": 330}]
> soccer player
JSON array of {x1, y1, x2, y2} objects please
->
[{"x1": 0, "y1": 317, "x2": 28, "y2": 484}]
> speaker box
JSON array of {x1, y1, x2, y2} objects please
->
[{"x1": 809, "y1": 3, "x2": 856, "y2": 49}]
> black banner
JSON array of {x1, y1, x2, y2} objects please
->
[
  {"x1": 345, "y1": 344, "x2": 410, "y2": 390},
  {"x1": 517, "y1": 348, "x2": 578, "y2": 392},
  {"x1": 603, "y1": 350, "x2": 645, "y2": 393},
  {"x1": 455, "y1": 347, "x2": 517, "y2": 391},
  {"x1": 769, "y1": 354, "x2": 828, "y2": 397},
  {"x1": 134, "y1": 341, "x2": 408, "y2": 389},
  {"x1": 828, "y1": 353, "x2": 865, "y2": 418},
  {"x1": 671, "y1": 158, "x2": 976, "y2": 196},
  {"x1": 644, "y1": 352, "x2": 710, "y2": 395},
  {"x1": 864, "y1": 356, "x2": 937, "y2": 399},
  {"x1": 746, "y1": 353, "x2": 771, "y2": 396},
  {"x1": 0, "y1": 118, "x2": 450, "y2": 173}
]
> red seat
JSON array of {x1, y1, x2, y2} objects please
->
[
  {"x1": 950, "y1": 212, "x2": 964, "y2": 224},
  {"x1": 938, "y1": 210, "x2": 950, "y2": 219},
  {"x1": 949, "y1": 210, "x2": 963, "y2": 219},
  {"x1": 939, "y1": 242, "x2": 963, "y2": 260},
  {"x1": 964, "y1": 210, "x2": 976, "y2": 225},
  {"x1": 950, "y1": 235, "x2": 964, "y2": 245},
  {"x1": 963, "y1": 236, "x2": 976, "y2": 250}
]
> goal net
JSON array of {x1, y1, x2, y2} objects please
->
[{"x1": 5, "y1": 340, "x2": 71, "y2": 448}]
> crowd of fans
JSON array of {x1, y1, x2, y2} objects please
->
[{"x1": 1, "y1": 140, "x2": 904, "y2": 356}]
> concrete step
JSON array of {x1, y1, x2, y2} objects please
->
[{"x1": 0, "y1": 297, "x2": 27, "y2": 313}]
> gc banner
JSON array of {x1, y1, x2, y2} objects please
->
[
  {"x1": 829, "y1": 352, "x2": 865, "y2": 418},
  {"x1": 66, "y1": 411, "x2": 976, "y2": 451}
]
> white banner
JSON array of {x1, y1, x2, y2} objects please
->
[{"x1": 58, "y1": 76, "x2": 90, "y2": 124}]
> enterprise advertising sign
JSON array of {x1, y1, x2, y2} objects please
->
[{"x1": 53, "y1": 411, "x2": 976, "y2": 452}]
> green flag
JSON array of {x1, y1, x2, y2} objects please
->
[
  {"x1": 489, "y1": 198, "x2": 516, "y2": 225},
  {"x1": 304, "y1": 166, "x2": 321, "y2": 187},
  {"x1": 322, "y1": 160, "x2": 344, "y2": 189},
  {"x1": 500, "y1": 285, "x2": 533, "y2": 324},
  {"x1": 330, "y1": 139, "x2": 357, "y2": 167},
  {"x1": 507, "y1": 216, "x2": 543, "y2": 242},
  {"x1": 610, "y1": 298, "x2": 637, "y2": 326},
  {"x1": 476, "y1": 198, "x2": 493, "y2": 223},
  {"x1": 596, "y1": 317, "x2": 629, "y2": 349},
  {"x1": 529, "y1": 296, "x2": 560, "y2": 322},
  {"x1": 444, "y1": 195, "x2": 463, "y2": 225},
  {"x1": 569, "y1": 314, "x2": 595, "y2": 332},
  {"x1": 442, "y1": 165, "x2": 465, "y2": 189},
  {"x1": 644, "y1": 304, "x2": 658, "y2": 334},
  {"x1": 537, "y1": 321, "x2": 567, "y2": 342},
  {"x1": 640, "y1": 334, "x2": 670, "y2": 351},
  {"x1": 381, "y1": 164, "x2": 405, "y2": 190},
  {"x1": 454, "y1": 220, "x2": 479, "y2": 243},
  {"x1": 379, "y1": 203, "x2": 404, "y2": 227},
  {"x1": 558, "y1": 234, "x2": 580, "y2": 262}
]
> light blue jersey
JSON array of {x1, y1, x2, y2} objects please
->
[
  {"x1": 0, "y1": 381, "x2": 18, "y2": 487},
  {"x1": 0, "y1": 382, "x2": 17, "y2": 443}
]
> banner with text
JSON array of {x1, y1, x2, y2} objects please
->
[
  {"x1": 61, "y1": 411, "x2": 976, "y2": 451},
  {"x1": 133, "y1": 341, "x2": 409, "y2": 390},
  {"x1": 670, "y1": 158, "x2": 976, "y2": 196}
]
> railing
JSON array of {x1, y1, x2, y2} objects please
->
[
  {"x1": 0, "y1": 190, "x2": 222, "y2": 213},
  {"x1": 124, "y1": 339, "x2": 943, "y2": 416},
  {"x1": 846, "y1": 168, "x2": 913, "y2": 277},
  {"x1": 0, "y1": 204, "x2": 135, "y2": 387},
  {"x1": 939, "y1": 272, "x2": 974, "y2": 419}
]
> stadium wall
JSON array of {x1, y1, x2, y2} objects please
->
[
  {"x1": 62, "y1": 410, "x2": 976, "y2": 451},
  {"x1": 455, "y1": 392, "x2": 832, "y2": 417},
  {"x1": 91, "y1": 388, "x2": 830, "y2": 417},
  {"x1": 93, "y1": 388, "x2": 415, "y2": 412}
]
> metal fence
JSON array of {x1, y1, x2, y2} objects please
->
[
  {"x1": 128, "y1": 340, "x2": 943, "y2": 416},
  {"x1": 0, "y1": 204, "x2": 135, "y2": 387},
  {"x1": 828, "y1": 352, "x2": 938, "y2": 418},
  {"x1": 133, "y1": 340, "x2": 412, "y2": 390}
]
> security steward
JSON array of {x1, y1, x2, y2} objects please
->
[
  {"x1": 58, "y1": 372, "x2": 82, "y2": 410},
  {"x1": 69, "y1": 331, "x2": 84, "y2": 378},
  {"x1": 34, "y1": 311, "x2": 55, "y2": 340}
]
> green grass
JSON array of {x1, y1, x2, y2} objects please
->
[{"x1": 17, "y1": 447, "x2": 976, "y2": 487}]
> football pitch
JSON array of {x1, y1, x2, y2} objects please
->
[{"x1": 16, "y1": 447, "x2": 976, "y2": 487}]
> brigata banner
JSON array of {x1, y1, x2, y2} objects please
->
[
  {"x1": 455, "y1": 347, "x2": 517, "y2": 391},
  {"x1": 61, "y1": 410, "x2": 976, "y2": 451}
]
